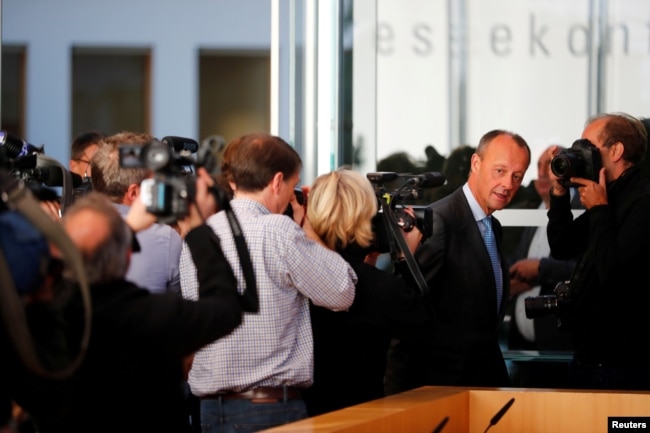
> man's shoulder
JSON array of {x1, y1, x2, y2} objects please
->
[{"x1": 429, "y1": 188, "x2": 468, "y2": 217}]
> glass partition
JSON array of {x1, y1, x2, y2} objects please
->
[{"x1": 279, "y1": 0, "x2": 649, "y2": 386}]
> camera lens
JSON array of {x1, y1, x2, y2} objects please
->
[
  {"x1": 524, "y1": 295, "x2": 559, "y2": 319},
  {"x1": 550, "y1": 156, "x2": 568, "y2": 177},
  {"x1": 550, "y1": 155, "x2": 574, "y2": 179}
]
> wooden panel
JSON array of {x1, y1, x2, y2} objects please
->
[{"x1": 261, "y1": 386, "x2": 650, "y2": 433}]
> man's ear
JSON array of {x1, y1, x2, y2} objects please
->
[
  {"x1": 470, "y1": 153, "x2": 481, "y2": 174},
  {"x1": 123, "y1": 183, "x2": 140, "y2": 206},
  {"x1": 271, "y1": 172, "x2": 284, "y2": 195},
  {"x1": 610, "y1": 141, "x2": 625, "y2": 162}
]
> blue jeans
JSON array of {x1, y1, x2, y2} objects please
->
[{"x1": 200, "y1": 397, "x2": 308, "y2": 433}]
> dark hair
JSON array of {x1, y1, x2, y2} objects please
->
[
  {"x1": 71, "y1": 131, "x2": 105, "y2": 160},
  {"x1": 220, "y1": 132, "x2": 302, "y2": 192},
  {"x1": 588, "y1": 113, "x2": 647, "y2": 165}
]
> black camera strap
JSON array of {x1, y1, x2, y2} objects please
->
[
  {"x1": 379, "y1": 199, "x2": 429, "y2": 296},
  {"x1": 208, "y1": 185, "x2": 259, "y2": 313},
  {"x1": 0, "y1": 172, "x2": 92, "y2": 378}
]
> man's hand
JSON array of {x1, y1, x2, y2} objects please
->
[
  {"x1": 571, "y1": 167, "x2": 608, "y2": 209},
  {"x1": 509, "y1": 258, "x2": 540, "y2": 283},
  {"x1": 177, "y1": 167, "x2": 218, "y2": 237},
  {"x1": 125, "y1": 193, "x2": 157, "y2": 233},
  {"x1": 288, "y1": 186, "x2": 308, "y2": 227}
]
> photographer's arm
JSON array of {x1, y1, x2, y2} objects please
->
[{"x1": 176, "y1": 167, "x2": 218, "y2": 237}]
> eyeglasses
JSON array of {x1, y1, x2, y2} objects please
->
[{"x1": 74, "y1": 154, "x2": 94, "y2": 179}]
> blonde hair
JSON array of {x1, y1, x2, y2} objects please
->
[{"x1": 307, "y1": 169, "x2": 377, "y2": 250}]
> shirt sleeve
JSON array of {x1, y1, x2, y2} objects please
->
[{"x1": 283, "y1": 222, "x2": 357, "y2": 311}]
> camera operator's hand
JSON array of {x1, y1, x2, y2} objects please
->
[
  {"x1": 125, "y1": 192, "x2": 157, "y2": 233},
  {"x1": 547, "y1": 145, "x2": 568, "y2": 197},
  {"x1": 571, "y1": 167, "x2": 608, "y2": 210},
  {"x1": 401, "y1": 207, "x2": 423, "y2": 254},
  {"x1": 39, "y1": 199, "x2": 62, "y2": 221},
  {"x1": 298, "y1": 186, "x2": 333, "y2": 249},
  {"x1": 288, "y1": 186, "x2": 308, "y2": 227},
  {"x1": 364, "y1": 251, "x2": 380, "y2": 267},
  {"x1": 177, "y1": 167, "x2": 217, "y2": 237}
]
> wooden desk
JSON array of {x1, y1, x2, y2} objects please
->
[{"x1": 261, "y1": 386, "x2": 650, "y2": 433}]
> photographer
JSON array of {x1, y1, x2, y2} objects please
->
[
  {"x1": 55, "y1": 168, "x2": 248, "y2": 433},
  {"x1": 179, "y1": 133, "x2": 356, "y2": 433},
  {"x1": 302, "y1": 169, "x2": 429, "y2": 416},
  {"x1": 546, "y1": 112, "x2": 650, "y2": 390},
  {"x1": 90, "y1": 131, "x2": 183, "y2": 295}
]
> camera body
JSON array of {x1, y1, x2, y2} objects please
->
[
  {"x1": 367, "y1": 171, "x2": 443, "y2": 254},
  {"x1": 524, "y1": 280, "x2": 572, "y2": 328},
  {"x1": 0, "y1": 130, "x2": 81, "y2": 210},
  {"x1": 284, "y1": 188, "x2": 305, "y2": 219},
  {"x1": 119, "y1": 136, "x2": 200, "y2": 223},
  {"x1": 550, "y1": 138, "x2": 602, "y2": 188}
]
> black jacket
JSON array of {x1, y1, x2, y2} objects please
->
[
  {"x1": 4, "y1": 224, "x2": 244, "y2": 433},
  {"x1": 304, "y1": 245, "x2": 428, "y2": 416},
  {"x1": 547, "y1": 166, "x2": 650, "y2": 367}
]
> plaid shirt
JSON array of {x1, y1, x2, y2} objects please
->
[{"x1": 180, "y1": 198, "x2": 357, "y2": 395}]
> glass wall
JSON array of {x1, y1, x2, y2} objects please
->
[
  {"x1": 347, "y1": 0, "x2": 649, "y2": 185},
  {"x1": 284, "y1": 0, "x2": 648, "y2": 182},
  {"x1": 281, "y1": 0, "x2": 649, "y2": 380}
]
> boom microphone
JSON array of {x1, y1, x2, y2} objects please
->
[
  {"x1": 366, "y1": 172, "x2": 400, "y2": 183},
  {"x1": 406, "y1": 172, "x2": 445, "y2": 188}
]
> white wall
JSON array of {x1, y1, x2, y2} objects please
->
[{"x1": 2, "y1": 0, "x2": 272, "y2": 165}]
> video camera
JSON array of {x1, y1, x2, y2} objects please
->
[
  {"x1": 118, "y1": 135, "x2": 228, "y2": 224},
  {"x1": 0, "y1": 130, "x2": 82, "y2": 212},
  {"x1": 550, "y1": 138, "x2": 602, "y2": 188},
  {"x1": 366, "y1": 171, "x2": 444, "y2": 254}
]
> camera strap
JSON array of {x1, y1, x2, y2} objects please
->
[
  {"x1": 208, "y1": 185, "x2": 259, "y2": 313},
  {"x1": 0, "y1": 172, "x2": 92, "y2": 378},
  {"x1": 379, "y1": 199, "x2": 429, "y2": 296}
]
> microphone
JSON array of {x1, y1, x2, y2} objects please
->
[
  {"x1": 162, "y1": 136, "x2": 200, "y2": 153},
  {"x1": 431, "y1": 416, "x2": 449, "y2": 433},
  {"x1": 483, "y1": 397, "x2": 515, "y2": 433},
  {"x1": 366, "y1": 172, "x2": 400, "y2": 184},
  {"x1": 406, "y1": 171, "x2": 446, "y2": 188}
]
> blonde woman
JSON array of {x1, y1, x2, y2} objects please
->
[{"x1": 302, "y1": 169, "x2": 428, "y2": 416}]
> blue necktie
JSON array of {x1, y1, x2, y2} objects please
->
[{"x1": 482, "y1": 217, "x2": 503, "y2": 311}]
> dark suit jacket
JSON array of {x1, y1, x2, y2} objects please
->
[{"x1": 387, "y1": 187, "x2": 510, "y2": 391}]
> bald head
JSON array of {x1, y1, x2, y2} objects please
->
[
  {"x1": 64, "y1": 208, "x2": 111, "y2": 256},
  {"x1": 61, "y1": 192, "x2": 132, "y2": 284}
]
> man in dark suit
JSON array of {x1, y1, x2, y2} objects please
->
[{"x1": 387, "y1": 129, "x2": 531, "y2": 391}]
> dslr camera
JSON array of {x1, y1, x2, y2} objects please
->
[
  {"x1": 524, "y1": 280, "x2": 573, "y2": 328},
  {"x1": 119, "y1": 136, "x2": 202, "y2": 223},
  {"x1": 550, "y1": 138, "x2": 602, "y2": 188},
  {"x1": 367, "y1": 171, "x2": 444, "y2": 254}
]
